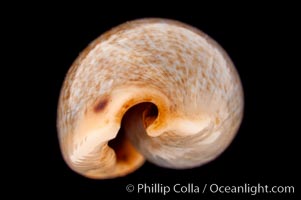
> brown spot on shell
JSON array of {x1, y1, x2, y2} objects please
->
[{"x1": 94, "y1": 98, "x2": 109, "y2": 113}]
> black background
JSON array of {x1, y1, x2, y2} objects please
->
[{"x1": 11, "y1": 3, "x2": 299, "y2": 199}]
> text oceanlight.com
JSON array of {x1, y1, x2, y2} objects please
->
[{"x1": 125, "y1": 183, "x2": 294, "y2": 195}]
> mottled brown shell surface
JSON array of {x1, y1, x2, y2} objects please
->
[{"x1": 57, "y1": 18, "x2": 244, "y2": 179}]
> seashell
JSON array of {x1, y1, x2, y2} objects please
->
[{"x1": 57, "y1": 18, "x2": 244, "y2": 179}]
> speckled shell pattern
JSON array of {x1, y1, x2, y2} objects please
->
[{"x1": 57, "y1": 18, "x2": 244, "y2": 179}]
